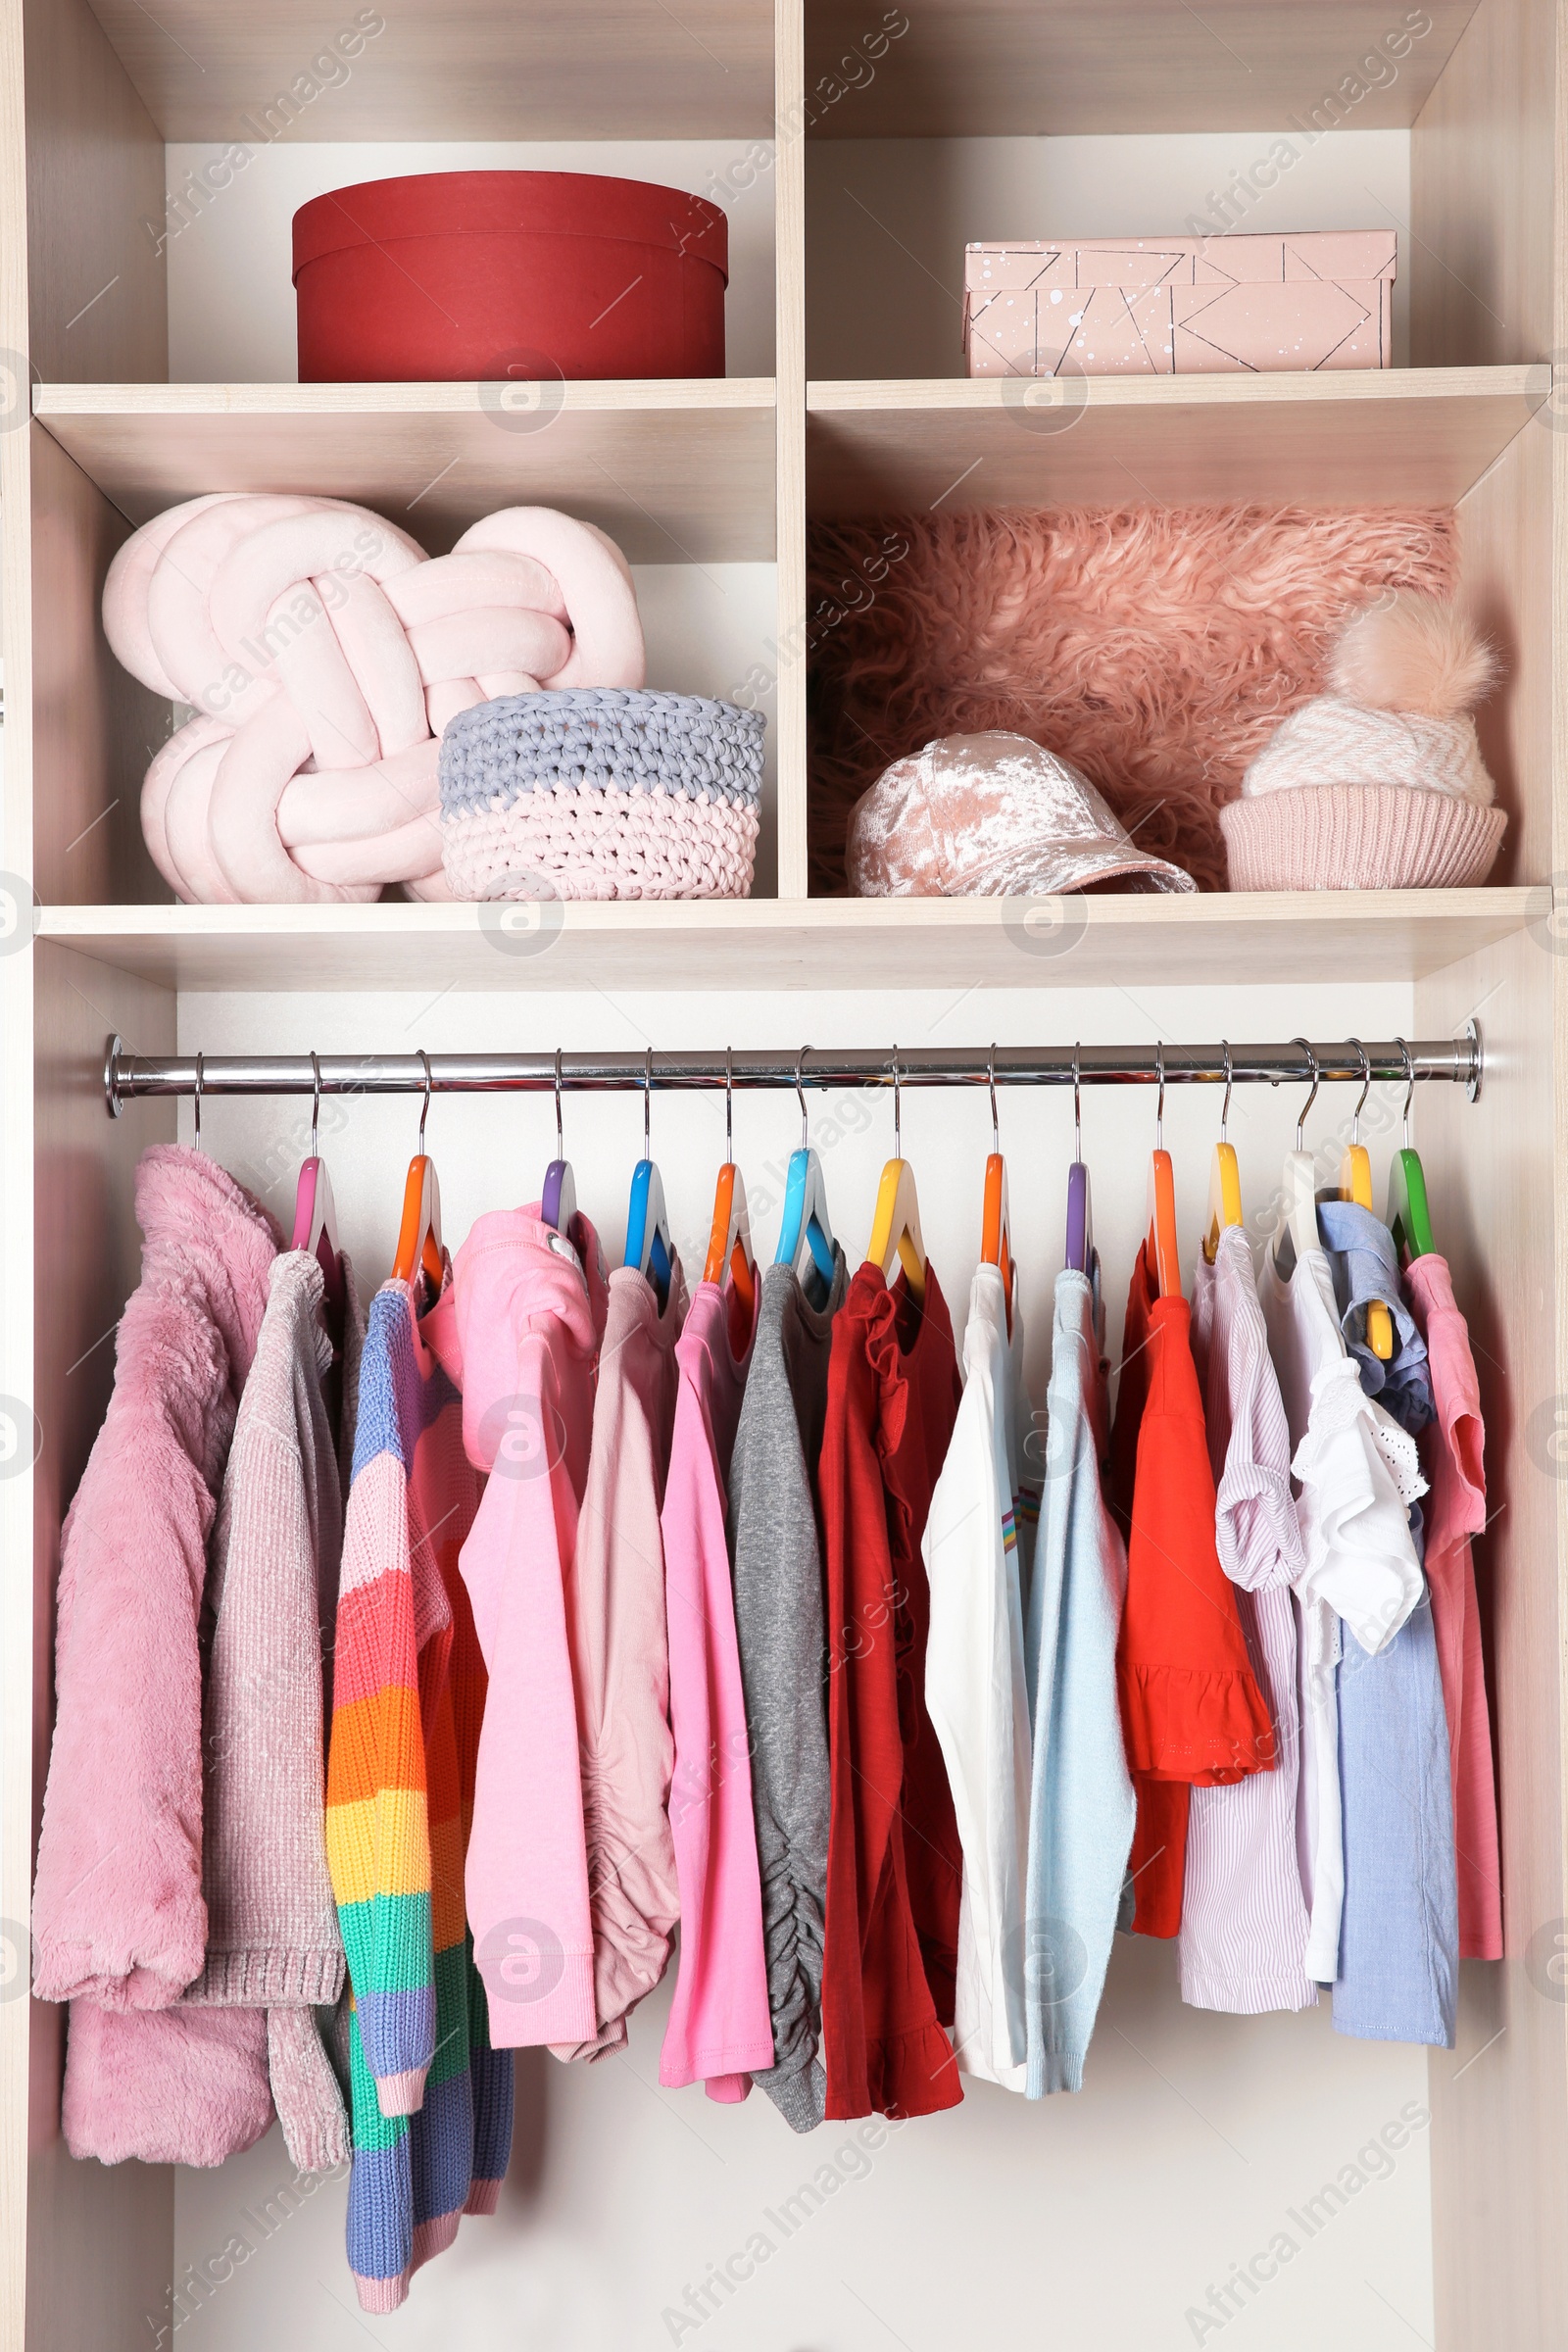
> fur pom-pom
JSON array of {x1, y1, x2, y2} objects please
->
[{"x1": 1329, "y1": 594, "x2": 1496, "y2": 717}]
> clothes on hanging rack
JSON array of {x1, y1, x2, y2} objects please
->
[
  {"x1": 423, "y1": 1207, "x2": 609, "y2": 2053},
  {"x1": 819, "y1": 1262, "x2": 964, "y2": 2122},
  {"x1": 1108, "y1": 1242, "x2": 1275, "y2": 1940},
  {"x1": 659, "y1": 1268, "x2": 775, "y2": 2097},
  {"x1": 924, "y1": 1260, "x2": 1035, "y2": 2091},
  {"x1": 552, "y1": 1261, "x2": 685, "y2": 2063},
  {"x1": 1258, "y1": 1239, "x2": 1423, "y2": 1983},
  {"x1": 180, "y1": 1246, "x2": 367, "y2": 2175},
  {"x1": 328, "y1": 1271, "x2": 512, "y2": 2313},
  {"x1": 37, "y1": 1062, "x2": 1504, "y2": 2309},
  {"x1": 1315, "y1": 1204, "x2": 1457, "y2": 2049},
  {"x1": 1405, "y1": 1253, "x2": 1502, "y2": 1959},
  {"x1": 1317, "y1": 1197, "x2": 1435, "y2": 1434},
  {"x1": 1181, "y1": 1227, "x2": 1316, "y2": 2018},
  {"x1": 33, "y1": 1149, "x2": 284, "y2": 2168},
  {"x1": 728, "y1": 1250, "x2": 849, "y2": 2132},
  {"x1": 1022, "y1": 1262, "x2": 1135, "y2": 2094}
]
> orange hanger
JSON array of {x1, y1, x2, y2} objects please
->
[
  {"x1": 979, "y1": 1046, "x2": 1013, "y2": 1334},
  {"x1": 392, "y1": 1051, "x2": 445, "y2": 1296},
  {"x1": 1147, "y1": 1042, "x2": 1182, "y2": 1299},
  {"x1": 705, "y1": 1049, "x2": 758, "y2": 1338}
]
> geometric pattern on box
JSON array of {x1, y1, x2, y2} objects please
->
[{"x1": 965, "y1": 232, "x2": 1396, "y2": 376}]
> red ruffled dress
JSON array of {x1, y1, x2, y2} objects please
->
[
  {"x1": 1108, "y1": 1242, "x2": 1275, "y2": 1937},
  {"x1": 819, "y1": 1261, "x2": 964, "y2": 2119}
]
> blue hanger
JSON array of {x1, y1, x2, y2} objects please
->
[
  {"x1": 624, "y1": 1048, "x2": 673, "y2": 1309},
  {"x1": 773, "y1": 1045, "x2": 835, "y2": 1283}
]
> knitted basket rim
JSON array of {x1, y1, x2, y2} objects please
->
[{"x1": 1219, "y1": 782, "x2": 1505, "y2": 892}]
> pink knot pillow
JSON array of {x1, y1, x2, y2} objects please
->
[{"x1": 103, "y1": 494, "x2": 645, "y2": 903}]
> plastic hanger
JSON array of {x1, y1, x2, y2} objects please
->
[
  {"x1": 1202, "y1": 1040, "x2": 1245, "y2": 1265},
  {"x1": 1387, "y1": 1036, "x2": 1437, "y2": 1265},
  {"x1": 291, "y1": 1051, "x2": 346, "y2": 1343},
  {"x1": 705, "y1": 1047, "x2": 759, "y2": 1334},
  {"x1": 773, "y1": 1045, "x2": 836, "y2": 1285},
  {"x1": 978, "y1": 1044, "x2": 1014, "y2": 1335},
  {"x1": 1064, "y1": 1040, "x2": 1094, "y2": 1278},
  {"x1": 541, "y1": 1047, "x2": 578, "y2": 1236},
  {"x1": 1339, "y1": 1039, "x2": 1394, "y2": 1359},
  {"x1": 1272, "y1": 1037, "x2": 1323, "y2": 1282},
  {"x1": 867, "y1": 1046, "x2": 927, "y2": 1298},
  {"x1": 392, "y1": 1050, "x2": 445, "y2": 1295},
  {"x1": 1146, "y1": 1042, "x2": 1182, "y2": 1300},
  {"x1": 624, "y1": 1047, "x2": 674, "y2": 1311},
  {"x1": 191, "y1": 1052, "x2": 206, "y2": 1156}
]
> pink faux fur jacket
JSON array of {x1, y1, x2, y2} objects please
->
[{"x1": 33, "y1": 1147, "x2": 280, "y2": 2009}]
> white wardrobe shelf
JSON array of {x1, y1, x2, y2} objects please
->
[
  {"x1": 38, "y1": 888, "x2": 1548, "y2": 995},
  {"x1": 807, "y1": 368, "x2": 1552, "y2": 516},
  {"x1": 33, "y1": 381, "x2": 779, "y2": 562}
]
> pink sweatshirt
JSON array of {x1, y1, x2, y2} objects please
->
[
  {"x1": 553, "y1": 1263, "x2": 686, "y2": 2062},
  {"x1": 1406, "y1": 1253, "x2": 1502, "y2": 1961},
  {"x1": 424, "y1": 1207, "x2": 609, "y2": 2047},
  {"x1": 659, "y1": 1281, "x2": 774, "y2": 2097}
]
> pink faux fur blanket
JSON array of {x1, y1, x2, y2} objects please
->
[{"x1": 808, "y1": 505, "x2": 1459, "y2": 895}]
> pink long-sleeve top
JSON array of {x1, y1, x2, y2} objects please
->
[
  {"x1": 659, "y1": 1281, "x2": 775, "y2": 2097},
  {"x1": 424, "y1": 1207, "x2": 608, "y2": 2047},
  {"x1": 552, "y1": 1263, "x2": 686, "y2": 2062}
]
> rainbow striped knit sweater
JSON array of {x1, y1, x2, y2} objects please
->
[{"x1": 326, "y1": 1278, "x2": 513, "y2": 2312}]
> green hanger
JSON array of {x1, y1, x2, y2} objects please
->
[{"x1": 1386, "y1": 1039, "x2": 1436, "y2": 1264}]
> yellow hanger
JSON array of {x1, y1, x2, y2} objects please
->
[
  {"x1": 866, "y1": 1046, "x2": 927, "y2": 1298},
  {"x1": 1203, "y1": 1039, "x2": 1245, "y2": 1264},
  {"x1": 1146, "y1": 1043, "x2": 1182, "y2": 1300},
  {"x1": 1339, "y1": 1040, "x2": 1393, "y2": 1361}
]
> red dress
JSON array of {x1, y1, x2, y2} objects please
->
[
  {"x1": 819, "y1": 1261, "x2": 964, "y2": 2120},
  {"x1": 1108, "y1": 1242, "x2": 1274, "y2": 1937}
]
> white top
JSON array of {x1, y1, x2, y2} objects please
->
[
  {"x1": 923, "y1": 1262, "x2": 1034, "y2": 2090},
  {"x1": 1182, "y1": 1231, "x2": 1316, "y2": 2016},
  {"x1": 1258, "y1": 1239, "x2": 1424, "y2": 1982}
]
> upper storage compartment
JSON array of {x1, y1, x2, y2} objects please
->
[{"x1": 804, "y1": 0, "x2": 1550, "y2": 380}]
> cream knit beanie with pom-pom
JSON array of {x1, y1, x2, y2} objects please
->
[{"x1": 1220, "y1": 596, "x2": 1506, "y2": 890}]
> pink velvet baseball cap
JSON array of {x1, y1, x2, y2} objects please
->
[{"x1": 846, "y1": 730, "x2": 1197, "y2": 897}]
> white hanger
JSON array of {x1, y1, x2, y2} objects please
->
[{"x1": 1273, "y1": 1036, "x2": 1322, "y2": 1280}]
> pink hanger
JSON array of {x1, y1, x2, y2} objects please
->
[{"x1": 291, "y1": 1051, "x2": 346, "y2": 1346}]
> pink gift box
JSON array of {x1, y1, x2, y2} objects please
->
[{"x1": 963, "y1": 231, "x2": 1396, "y2": 376}]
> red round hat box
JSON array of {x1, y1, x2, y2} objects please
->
[{"x1": 292, "y1": 171, "x2": 728, "y2": 382}]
